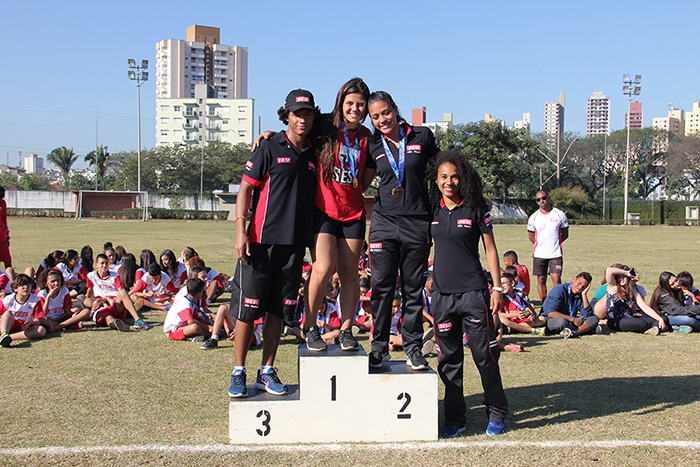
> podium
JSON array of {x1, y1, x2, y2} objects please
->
[{"x1": 229, "y1": 345, "x2": 438, "y2": 443}]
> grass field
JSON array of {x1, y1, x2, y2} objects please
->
[{"x1": 2, "y1": 218, "x2": 700, "y2": 466}]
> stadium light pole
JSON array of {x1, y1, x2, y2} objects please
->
[
  {"x1": 622, "y1": 74, "x2": 641, "y2": 225},
  {"x1": 128, "y1": 59, "x2": 149, "y2": 192}
]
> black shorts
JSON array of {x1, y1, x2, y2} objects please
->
[
  {"x1": 532, "y1": 256, "x2": 563, "y2": 276},
  {"x1": 313, "y1": 207, "x2": 366, "y2": 240},
  {"x1": 230, "y1": 243, "x2": 305, "y2": 322}
]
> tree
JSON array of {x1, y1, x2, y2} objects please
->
[
  {"x1": 0, "y1": 172, "x2": 18, "y2": 190},
  {"x1": 18, "y1": 173, "x2": 50, "y2": 190},
  {"x1": 84, "y1": 145, "x2": 112, "y2": 190},
  {"x1": 47, "y1": 146, "x2": 78, "y2": 189},
  {"x1": 666, "y1": 134, "x2": 700, "y2": 199}
]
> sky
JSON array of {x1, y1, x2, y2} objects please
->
[{"x1": 2, "y1": 0, "x2": 699, "y2": 169}]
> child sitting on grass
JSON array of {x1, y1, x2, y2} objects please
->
[
  {"x1": 0, "y1": 274, "x2": 46, "y2": 347},
  {"x1": 37, "y1": 269, "x2": 89, "y2": 332},
  {"x1": 163, "y1": 278, "x2": 213, "y2": 341}
]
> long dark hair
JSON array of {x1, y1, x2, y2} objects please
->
[
  {"x1": 367, "y1": 91, "x2": 406, "y2": 142},
  {"x1": 160, "y1": 249, "x2": 178, "y2": 279},
  {"x1": 139, "y1": 249, "x2": 157, "y2": 270},
  {"x1": 317, "y1": 78, "x2": 371, "y2": 186},
  {"x1": 650, "y1": 271, "x2": 684, "y2": 310},
  {"x1": 80, "y1": 245, "x2": 93, "y2": 272},
  {"x1": 427, "y1": 149, "x2": 486, "y2": 210},
  {"x1": 119, "y1": 253, "x2": 138, "y2": 290}
]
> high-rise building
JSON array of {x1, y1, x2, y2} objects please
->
[
  {"x1": 685, "y1": 102, "x2": 700, "y2": 135},
  {"x1": 155, "y1": 25, "x2": 248, "y2": 99},
  {"x1": 513, "y1": 112, "x2": 531, "y2": 133},
  {"x1": 625, "y1": 102, "x2": 643, "y2": 129},
  {"x1": 652, "y1": 107, "x2": 684, "y2": 136},
  {"x1": 24, "y1": 153, "x2": 44, "y2": 174},
  {"x1": 544, "y1": 93, "x2": 565, "y2": 149},
  {"x1": 156, "y1": 84, "x2": 254, "y2": 147},
  {"x1": 585, "y1": 91, "x2": 610, "y2": 136},
  {"x1": 411, "y1": 107, "x2": 453, "y2": 132}
]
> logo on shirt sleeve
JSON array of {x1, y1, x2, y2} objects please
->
[
  {"x1": 484, "y1": 212, "x2": 492, "y2": 226},
  {"x1": 277, "y1": 157, "x2": 291, "y2": 164},
  {"x1": 245, "y1": 160, "x2": 254, "y2": 170},
  {"x1": 457, "y1": 218, "x2": 472, "y2": 228},
  {"x1": 308, "y1": 161, "x2": 316, "y2": 172}
]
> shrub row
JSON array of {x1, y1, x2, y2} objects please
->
[
  {"x1": 90, "y1": 208, "x2": 229, "y2": 221},
  {"x1": 8, "y1": 208, "x2": 74, "y2": 218}
]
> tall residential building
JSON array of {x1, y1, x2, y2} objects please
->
[
  {"x1": 156, "y1": 84, "x2": 254, "y2": 147},
  {"x1": 155, "y1": 25, "x2": 248, "y2": 99},
  {"x1": 411, "y1": 107, "x2": 426, "y2": 126},
  {"x1": 411, "y1": 108, "x2": 454, "y2": 132},
  {"x1": 585, "y1": 91, "x2": 610, "y2": 136},
  {"x1": 513, "y1": 112, "x2": 531, "y2": 133},
  {"x1": 24, "y1": 153, "x2": 44, "y2": 173},
  {"x1": 544, "y1": 93, "x2": 565, "y2": 149},
  {"x1": 685, "y1": 102, "x2": 700, "y2": 135},
  {"x1": 652, "y1": 107, "x2": 684, "y2": 136},
  {"x1": 625, "y1": 102, "x2": 643, "y2": 129}
]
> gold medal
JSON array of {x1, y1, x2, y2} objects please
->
[
  {"x1": 352, "y1": 178, "x2": 358, "y2": 188},
  {"x1": 391, "y1": 186, "x2": 405, "y2": 198}
]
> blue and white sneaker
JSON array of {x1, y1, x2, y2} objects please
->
[
  {"x1": 441, "y1": 425, "x2": 466, "y2": 438},
  {"x1": 228, "y1": 369, "x2": 247, "y2": 398},
  {"x1": 486, "y1": 421, "x2": 505, "y2": 436},
  {"x1": 255, "y1": 368, "x2": 288, "y2": 395}
]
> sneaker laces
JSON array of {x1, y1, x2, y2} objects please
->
[{"x1": 232, "y1": 370, "x2": 246, "y2": 386}]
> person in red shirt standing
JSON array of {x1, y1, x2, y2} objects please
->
[{"x1": 0, "y1": 186, "x2": 11, "y2": 270}]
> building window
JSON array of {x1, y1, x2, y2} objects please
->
[
  {"x1": 173, "y1": 106, "x2": 181, "y2": 112},
  {"x1": 238, "y1": 118, "x2": 247, "y2": 124},
  {"x1": 173, "y1": 130, "x2": 182, "y2": 137},
  {"x1": 238, "y1": 106, "x2": 247, "y2": 112},
  {"x1": 161, "y1": 117, "x2": 169, "y2": 124},
  {"x1": 161, "y1": 130, "x2": 168, "y2": 136},
  {"x1": 160, "y1": 105, "x2": 169, "y2": 112},
  {"x1": 238, "y1": 130, "x2": 246, "y2": 137},
  {"x1": 222, "y1": 131, "x2": 229, "y2": 137},
  {"x1": 223, "y1": 106, "x2": 230, "y2": 113},
  {"x1": 222, "y1": 119, "x2": 229, "y2": 125}
]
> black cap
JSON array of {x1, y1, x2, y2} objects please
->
[{"x1": 285, "y1": 89, "x2": 315, "y2": 112}]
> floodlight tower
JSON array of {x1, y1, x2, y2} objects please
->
[
  {"x1": 128, "y1": 59, "x2": 149, "y2": 192},
  {"x1": 622, "y1": 74, "x2": 641, "y2": 225}
]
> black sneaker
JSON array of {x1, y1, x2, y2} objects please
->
[
  {"x1": 305, "y1": 327, "x2": 327, "y2": 352},
  {"x1": 369, "y1": 350, "x2": 391, "y2": 369},
  {"x1": 339, "y1": 329, "x2": 359, "y2": 351},
  {"x1": 201, "y1": 338, "x2": 218, "y2": 350},
  {"x1": 406, "y1": 347, "x2": 429, "y2": 371},
  {"x1": 0, "y1": 332, "x2": 11, "y2": 348}
]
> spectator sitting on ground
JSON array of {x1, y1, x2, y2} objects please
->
[
  {"x1": 0, "y1": 273, "x2": 46, "y2": 347},
  {"x1": 36, "y1": 269, "x2": 89, "y2": 332},
  {"x1": 676, "y1": 271, "x2": 700, "y2": 306},
  {"x1": 649, "y1": 271, "x2": 700, "y2": 333},
  {"x1": 55, "y1": 249, "x2": 88, "y2": 298},
  {"x1": 540, "y1": 271, "x2": 599, "y2": 338},
  {"x1": 499, "y1": 272, "x2": 546, "y2": 334},
  {"x1": 131, "y1": 263, "x2": 177, "y2": 311},
  {"x1": 504, "y1": 265, "x2": 526, "y2": 294},
  {"x1": 163, "y1": 278, "x2": 212, "y2": 342},
  {"x1": 503, "y1": 250, "x2": 530, "y2": 296}
]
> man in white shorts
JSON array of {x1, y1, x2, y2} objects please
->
[{"x1": 527, "y1": 190, "x2": 569, "y2": 303}]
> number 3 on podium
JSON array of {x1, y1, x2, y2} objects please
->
[{"x1": 256, "y1": 409, "x2": 271, "y2": 436}]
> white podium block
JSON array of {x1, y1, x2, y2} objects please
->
[{"x1": 229, "y1": 345, "x2": 437, "y2": 444}]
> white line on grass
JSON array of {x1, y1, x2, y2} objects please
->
[{"x1": 2, "y1": 440, "x2": 700, "y2": 456}]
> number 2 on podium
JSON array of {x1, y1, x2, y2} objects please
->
[{"x1": 397, "y1": 392, "x2": 412, "y2": 419}]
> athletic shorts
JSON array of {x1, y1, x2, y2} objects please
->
[
  {"x1": 313, "y1": 208, "x2": 366, "y2": 240},
  {"x1": 230, "y1": 243, "x2": 305, "y2": 322},
  {"x1": 168, "y1": 328, "x2": 187, "y2": 341},
  {"x1": 0, "y1": 241, "x2": 11, "y2": 266},
  {"x1": 532, "y1": 256, "x2": 563, "y2": 276},
  {"x1": 91, "y1": 305, "x2": 126, "y2": 327},
  {"x1": 9, "y1": 320, "x2": 24, "y2": 334}
]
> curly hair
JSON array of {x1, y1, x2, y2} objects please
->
[{"x1": 426, "y1": 149, "x2": 485, "y2": 210}]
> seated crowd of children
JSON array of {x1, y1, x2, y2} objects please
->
[{"x1": 2, "y1": 242, "x2": 698, "y2": 351}]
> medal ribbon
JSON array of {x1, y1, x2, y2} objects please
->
[
  {"x1": 341, "y1": 124, "x2": 360, "y2": 181},
  {"x1": 504, "y1": 292, "x2": 526, "y2": 311},
  {"x1": 381, "y1": 125, "x2": 405, "y2": 187},
  {"x1": 186, "y1": 294, "x2": 213, "y2": 325}
]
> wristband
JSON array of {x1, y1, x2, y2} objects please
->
[
  {"x1": 491, "y1": 287, "x2": 503, "y2": 293},
  {"x1": 234, "y1": 215, "x2": 246, "y2": 222}
]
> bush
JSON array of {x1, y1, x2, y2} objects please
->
[
  {"x1": 90, "y1": 208, "x2": 228, "y2": 220},
  {"x1": 8, "y1": 208, "x2": 73, "y2": 218}
]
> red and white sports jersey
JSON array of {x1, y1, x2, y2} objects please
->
[
  {"x1": 134, "y1": 272, "x2": 177, "y2": 299},
  {"x1": 317, "y1": 301, "x2": 341, "y2": 334},
  {"x1": 0, "y1": 270, "x2": 12, "y2": 294},
  {"x1": 163, "y1": 294, "x2": 201, "y2": 333},
  {"x1": 37, "y1": 286, "x2": 73, "y2": 319},
  {"x1": 168, "y1": 262, "x2": 187, "y2": 288},
  {"x1": 55, "y1": 263, "x2": 88, "y2": 283},
  {"x1": 2, "y1": 293, "x2": 43, "y2": 324},
  {"x1": 135, "y1": 267, "x2": 147, "y2": 282},
  {"x1": 108, "y1": 261, "x2": 122, "y2": 274},
  {"x1": 86, "y1": 270, "x2": 123, "y2": 298}
]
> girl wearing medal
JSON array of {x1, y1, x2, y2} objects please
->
[
  {"x1": 304, "y1": 78, "x2": 376, "y2": 352},
  {"x1": 365, "y1": 91, "x2": 439, "y2": 370}
]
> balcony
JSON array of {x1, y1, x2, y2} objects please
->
[{"x1": 206, "y1": 123, "x2": 221, "y2": 131}]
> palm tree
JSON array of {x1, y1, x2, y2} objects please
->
[
  {"x1": 84, "y1": 145, "x2": 111, "y2": 190},
  {"x1": 47, "y1": 146, "x2": 78, "y2": 189}
]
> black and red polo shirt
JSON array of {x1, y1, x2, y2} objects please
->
[
  {"x1": 241, "y1": 131, "x2": 316, "y2": 247},
  {"x1": 367, "y1": 124, "x2": 439, "y2": 217},
  {"x1": 430, "y1": 198, "x2": 493, "y2": 294}
]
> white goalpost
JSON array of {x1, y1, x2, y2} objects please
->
[{"x1": 75, "y1": 191, "x2": 149, "y2": 221}]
